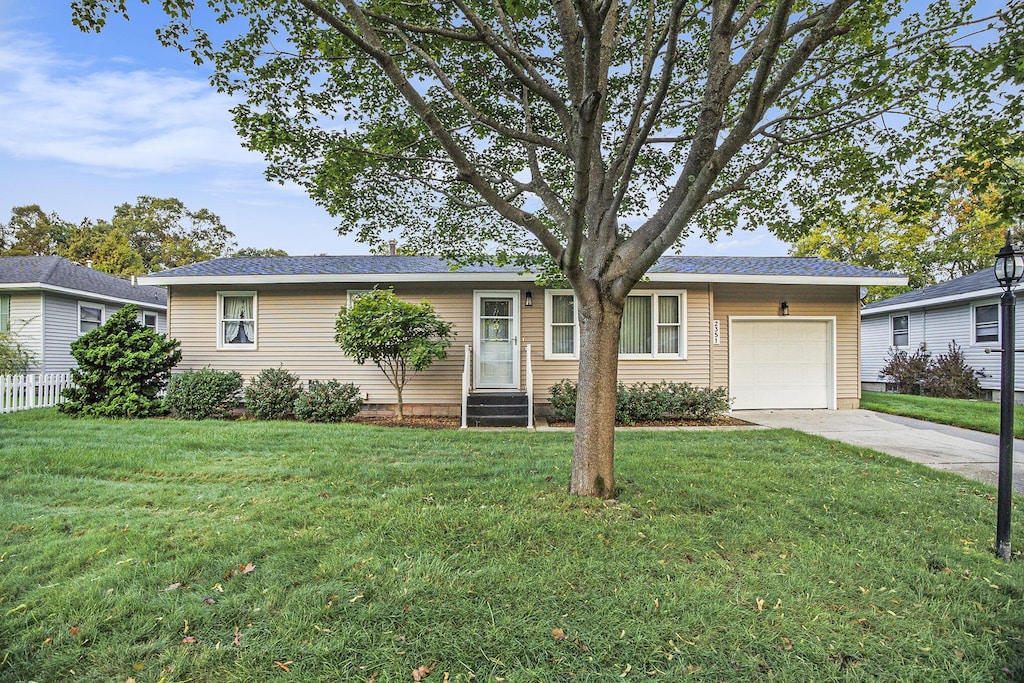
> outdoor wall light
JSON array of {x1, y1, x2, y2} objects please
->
[
  {"x1": 525, "y1": 291, "x2": 533, "y2": 307},
  {"x1": 780, "y1": 301, "x2": 790, "y2": 316}
]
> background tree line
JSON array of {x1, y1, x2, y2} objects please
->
[{"x1": 1, "y1": 196, "x2": 287, "y2": 277}]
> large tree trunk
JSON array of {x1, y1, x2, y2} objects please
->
[{"x1": 570, "y1": 301, "x2": 624, "y2": 498}]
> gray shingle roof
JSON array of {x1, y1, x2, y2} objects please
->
[
  {"x1": 861, "y1": 269, "x2": 998, "y2": 312},
  {"x1": 147, "y1": 255, "x2": 901, "y2": 281},
  {"x1": 0, "y1": 256, "x2": 167, "y2": 307}
]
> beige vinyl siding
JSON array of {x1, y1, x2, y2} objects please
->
[
  {"x1": 711, "y1": 283, "x2": 862, "y2": 409},
  {"x1": 167, "y1": 281, "x2": 862, "y2": 410},
  {"x1": 528, "y1": 285, "x2": 713, "y2": 403},
  {"x1": 169, "y1": 283, "x2": 485, "y2": 408}
]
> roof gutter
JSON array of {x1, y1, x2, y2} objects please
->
[
  {"x1": 138, "y1": 273, "x2": 907, "y2": 287},
  {"x1": 0, "y1": 282, "x2": 167, "y2": 310},
  {"x1": 862, "y1": 286, "x2": 1004, "y2": 316}
]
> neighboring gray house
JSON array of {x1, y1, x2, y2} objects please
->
[
  {"x1": 861, "y1": 269, "x2": 1019, "y2": 400},
  {"x1": 0, "y1": 256, "x2": 167, "y2": 373}
]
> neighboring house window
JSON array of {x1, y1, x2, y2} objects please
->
[
  {"x1": 974, "y1": 303, "x2": 999, "y2": 344},
  {"x1": 891, "y1": 314, "x2": 909, "y2": 347},
  {"x1": 142, "y1": 311, "x2": 158, "y2": 331},
  {"x1": 218, "y1": 292, "x2": 257, "y2": 348},
  {"x1": 544, "y1": 290, "x2": 686, "y2": 359},
  {"x1": 79, "y1": 303, "x2": 104, "y2": 334},
  {"x1": 0, "y1": 293, "x2": 9, "y2": 333},
  {"x1": 544, "y1": 290, "x2": 578, "y2": 358},
  {"x1": 620, "y1": 292, "x2": 685, "y2": 358},
  {"x1": 347, "y1": 290, "x2": 372, "y2": 308}
]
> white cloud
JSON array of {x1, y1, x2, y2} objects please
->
[{"x1": 0, "y1": 31, "x2": 261, "y2": 174}]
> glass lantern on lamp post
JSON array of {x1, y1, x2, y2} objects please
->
[{"x1": 994, "y1": 231, "x2": 1024, "y2": 560}]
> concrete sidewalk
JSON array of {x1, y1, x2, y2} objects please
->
[{"x1": 739, "y1": 409, "x2": 1024, "y2": 495}]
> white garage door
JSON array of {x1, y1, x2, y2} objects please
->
[{"x1": 730, "y1": 320, "x2": 832, "y2": 410}]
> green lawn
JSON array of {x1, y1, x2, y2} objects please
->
[
  {"x1": 861, "y1": 390, "x2": 1024, "y2": 439},
  {"x1": 2, "y1": 410, "x2": 1024, "y2": 682}
]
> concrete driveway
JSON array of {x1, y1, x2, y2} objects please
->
[{"x1": 739, "y1": 409, "x2": 1024, "y2": 495}]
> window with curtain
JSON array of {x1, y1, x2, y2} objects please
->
[
  {"x1": 79, "y1": 303, "x2": 104, "y2": 334},
  {"x1": 219, "y1": 293, "x2": 256, "y2": 347},
  {"x1": 545, "y1": 290, "x2": 685, "y2": 359},
  {"x1": 548, "y1": 293, "x2": 577, "y2": 357},
  {"x1": 891, "y1": 314, "x2": 909, "y2": 347},
  {"x1": 975, "y1": 304, "x2": 998, "y2": 343},
  {"x1": 0, "y1": 294, "x2": 9, "y2": 333}
]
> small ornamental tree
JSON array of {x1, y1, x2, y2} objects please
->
[
  {"x1": 60, "y1": 304, "x2": 181, "y2": 418},
  {"x1": 335, "y1": 289, "x2": 453, "y2": 420}
]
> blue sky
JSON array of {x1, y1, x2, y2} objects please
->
[{"x1": 0, "y1": 2, "x2": 965, "y2": 258}]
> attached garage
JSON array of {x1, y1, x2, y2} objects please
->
[{"x1": 729, "y1": 318, "x2": 834, "y2": 410}]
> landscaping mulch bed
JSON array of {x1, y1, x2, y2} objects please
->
[
  {"x1": 545, "y1": 415, "x2": 752, "y2": 428},
  {"x1": 348, "y1": 415, "x2": 752, "y2": 429},
  {"x1": 350, "y1": 414, "x2": 461, "y2": 429}
]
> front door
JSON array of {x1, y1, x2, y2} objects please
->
[{"x1": 474, "y1": 291, "x2": 520, "y2": 389}]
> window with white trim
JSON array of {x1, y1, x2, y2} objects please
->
[
  {"x1": 79, "y1": 302, "x2": 104, "y2": 334},
  {"x1": 891, "y1": 314, "x2": 909, "y2": 347},
  {"x1": 218, "y1": 292, "x2": 257, "y2": 348},
  {"x1": 544, "y1": 290, "x2": 578, "y2": 359},
  {"x1": 543, "y1": 290, "x2": 686, "y2": 359},
  {"x1": 0, "y1": 294, "x2": 9, "y2": 333},
  {"x1": 347, "y1": 289, "x2": 372, "y2": 307},
  {"x1": 974, "y1": 303, "x2": 999, "y2": 344},
  {"x1": 142, "y1": 311, "x2": 158, "y2": 331}
]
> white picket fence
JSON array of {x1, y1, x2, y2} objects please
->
[{"x1": 0, "y1": 373, "x2": 74, "y2": 414}]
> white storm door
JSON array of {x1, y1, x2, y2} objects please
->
[{"x1": 474, "y1": 291, "x2": 520, "y2": 389}]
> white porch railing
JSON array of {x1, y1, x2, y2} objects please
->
[
  {"x1": 0, "y1": 373, "x2": 73, "y2": 414},
  {"x1": 461, "y1": 345, "x2": 472, "y2": 429},
  {"x1": 525, "y1": 343, "x2": 534, "y2": 429}
]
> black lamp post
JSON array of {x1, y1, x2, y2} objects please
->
[{"x1": 994, "y1": 231, "x2": 1024, "y2": 560}]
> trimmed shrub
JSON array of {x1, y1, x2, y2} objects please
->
[
  {"x1": 549, "y1": 378, "x2": 578, "y2": 422},
  {"x1": 166, "y1": 368, "x2": 244, "y2": 420},
  {"x1": 60, "y1": 304, "x2": 181, "y2": 418},
  {"x1": 549, "y1": 379, "x2": 731, "y2": 423},
  {"x1": 616, "y1": 382, "x2": 670, "y2": 424},
  {"x1": 920, "y1": 341, "x2": 986, "y2": 399},
  {"x1": 663, "y1": 381, "x2": 732, "y2": 420},
  {"x1": 879, "y1": 347, "x2": 930, "y2": 394},
  {"x1": 294, "y1": 380, "x2": 363, "y2": 422},
  {"x1": 244, "y1": 367, "x2": 302, "y2": 420}
]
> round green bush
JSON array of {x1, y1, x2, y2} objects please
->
[
  {"x1": 294, "y1": 380, "x2": 363, "y2": 422},
  {"x1": 166, "y1": 368, "x2": 243, "y2": 420},
  {"x1": 244, "y1": 367, "x2": 302, "y2": 420}
]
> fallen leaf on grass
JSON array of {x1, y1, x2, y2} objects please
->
[
  {"x1": 411, "y1": 662, "x2": 437, "y2": 681},
  {"x1": 233, "y1": 627, "x2": 242, "y2": 647},
  {"x1": 552, "y1": 628, "x2": 567, "y2": 641},
  {"x1": 224, "y1": 563, "x2": 257, "y2": 580},
  {"x1": 69, "y1": 627, "x2": 80, "y2": 637},
  {"x1": 182, "y1": 636, "x2": 197, "y2": 644},
  {"x1": 163, "y1": 583, "x2": 182, "y2": 592},
  {"x1": 202, "y1": 597, "x2": 217, "y2": 605},
  {"x1": 275, "y1": 660, "x2": 293, "y2": 672}
]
